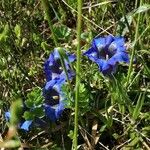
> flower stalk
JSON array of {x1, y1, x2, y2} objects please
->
[{"x1": 73, "y1": 0, "x2": 83, "y2": 149}]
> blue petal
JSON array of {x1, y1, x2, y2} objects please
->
[
  {"x1": 20, "y1": 120, "x2": 32, "y2": 131},
  {"x1": 5, "y1": 111, "x2": 11, "y2": 121},
  {"x1": 112, "y1": 37, "x2": 125, "y2": 47},
  {"x1": 108, "y1": 52, "x2": 129, "y2": 66},
  {"x1": 68, "y1": 54, "x2": 76, "y2": 62},
  {"x1": 84, "y1": 47, "x2": 99, "y2": 62},
  {"x1": 45, "y1": 79, "x2": 57, "y2": 90},
  {"x1": 44, "y1": 59, "x2": 52, "y2": 81},
  {"x1": 84, "y1": 35, "x2": 129, "y2": 75},
  {"x1": 53, "y1": 77, "x2": 65, "y2": 92},
  {"x1": 53, "y1": 48, "x2": 60, "y2": 60},
  {"x1": 116, "y1": 46, "x2": 126, "y2": 52},
  {"x1": 96, "y1": 59, "x2": 116, "y2": 75},
  {"x1": 93, "y1": 37, "x2": 105, "y2": 52},
  {"x1": 44, "y1": 104, "x2": 57, "y2": 122},
  {"x1": 97, "y1": 59, "x2": 110, "y2": 72},
  {"x1": 55, "y1": 102, "x2": 64, "y2": 119},
  {"x1": 105, "y1": 35, "x2": 114, "y2": 47},
  {"x1": 48, "y1": 53, "x2": 55, "y2": 67},
  {"x1": 59, "y1": 70, "x2": 75, "y2": 81},
  {"x1": 44, "y1": 48, "x2": 75, "y2": 80}
]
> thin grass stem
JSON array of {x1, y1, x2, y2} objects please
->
[{"x1": 73, "y1": 0, "x2": 83, "y2": 149}]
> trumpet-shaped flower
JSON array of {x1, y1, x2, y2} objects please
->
[
  {"x1": 84, "y1": 35, "x2": 129, "y2": 75},
  {"x1": 43, "y1": 77, "x2": 66, "y2": 121},
  {"x1": 43, "y1": 48, "x2": 75, "y2": 122},
  {"x1": 44, "y1": 48, "x2": 75, "y2": 81}
]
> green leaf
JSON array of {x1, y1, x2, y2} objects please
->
[
  {"x1": 33, "y1": 107, "x2": 44, "y2": 118},
  {"x1": 41, "y1": 41, "x2": 51, "y2": 52},
  {"x1": 53, "y1": 24, "x2": 71, "y2": 40},
  {"x1": 14, "y1": 24, "x2": 21, "y2": 39},
  {"x1": 23, "y1": 111, "x2": 35, "y2": 120},
  {"x1": 25, "y1": 87, "x2": 43, "y2": 108},
  {"x1": 0, "y1": 24, "x2": 9, "y2": 42},
  {"x1": 0, "y1": 140, "x2": 21, "y2": 148},
  {"x1": 127, "y1": 135, "x2": 140, "y2": 147},
  {"x1": 33, "y1": 33, "x2": 42, "y2": 45},
  {"x1": 68, "y1": 130, "x2": 74, "y2": 140},
  {"x1": 21, "y1": 38, "x2": 27, "y2": 47},
  {"x1": 34, "y1": 96, "x2": 43, "y2": 106},
  {"x1": 132, "y1": 93, "x2": 145, "y2": 120},
  {"x1": 25, "y1": 99, "x2": 34, "y2": 108}
]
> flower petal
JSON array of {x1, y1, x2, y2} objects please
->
[
  {"x1": 20, "y1": 120, "x2": 32, "y2": 131},
  {"x1": 105, "y1": 35, "x2": 114, "y2": 47},
  {"x1": 44, "y1": 59, "x2": 52, "y2": 81},
  {"x1": 96, "y1": 59, "x2": 115, "y2": 75},
  {"x1": 55, "y1": 102, "x2": 64, "y2": 119},
  {"x1": 84, "y1": 47, "x2": 99, "y2": 62},
  {"x1": 45, "y1": 79, "x2": 57, "y2": 90},
  {"x1": 5, "y1": 111, "x2": 11, "y2": 121},
  {"x1": 93, "y1": 37, "x2": 105, "y2": 52},
  {"x1": 44, "y1": 104, "x2": 57, "y2": 121},
  {"x1": 68, "y1": 54, "x2": 76, "y2": 62},
  {"x1": 113, "y1": 36, "x2": 125, "y2": 47},
  {"x1": 108, "y1": 52, "x2": 129, "y2": 66}
]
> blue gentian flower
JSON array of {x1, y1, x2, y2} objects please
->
[
  {"x1": 43, "y1": 48, "x2": 75, "y2": 122},
  {"x1": 43, "y1": 80, "x2": 66, "y2": 122},
  {"x1": 43, "y1": 70, "x2": 66, "y2": 121},
  {"x1": 84, "y1": 35, "x2": 129, "y2": 75},
  {"x1": 44, "y1": 48, "x2": 75, "y2": 81}
]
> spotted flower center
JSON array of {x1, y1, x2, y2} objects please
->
[
  {"x1": 50, "y1": 59, "x2": 62, "y2": 74},
  {"x1": 44, "y1": 88, "x2": 60, "y2": 106}
]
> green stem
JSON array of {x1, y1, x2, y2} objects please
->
[
  {"x1": 73, "y1": 0, "x2": 83, "y2": 149},
  {"x1": 41, "y1": 0, "x2": 58, "y2": 47}
]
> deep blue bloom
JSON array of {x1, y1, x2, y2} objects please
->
[
  {"x1": 84, "y1": 35, "x2": 129, "y2": 75},
  {"x1": 43, "y1": 80, "x2": 66, "y2": 122},
  {"x1": 44, "y1": 48, "x2": 75, "y2": 81},
  {"x1": 43, "y1": 48, "x2": 75, "y2": 122}
]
